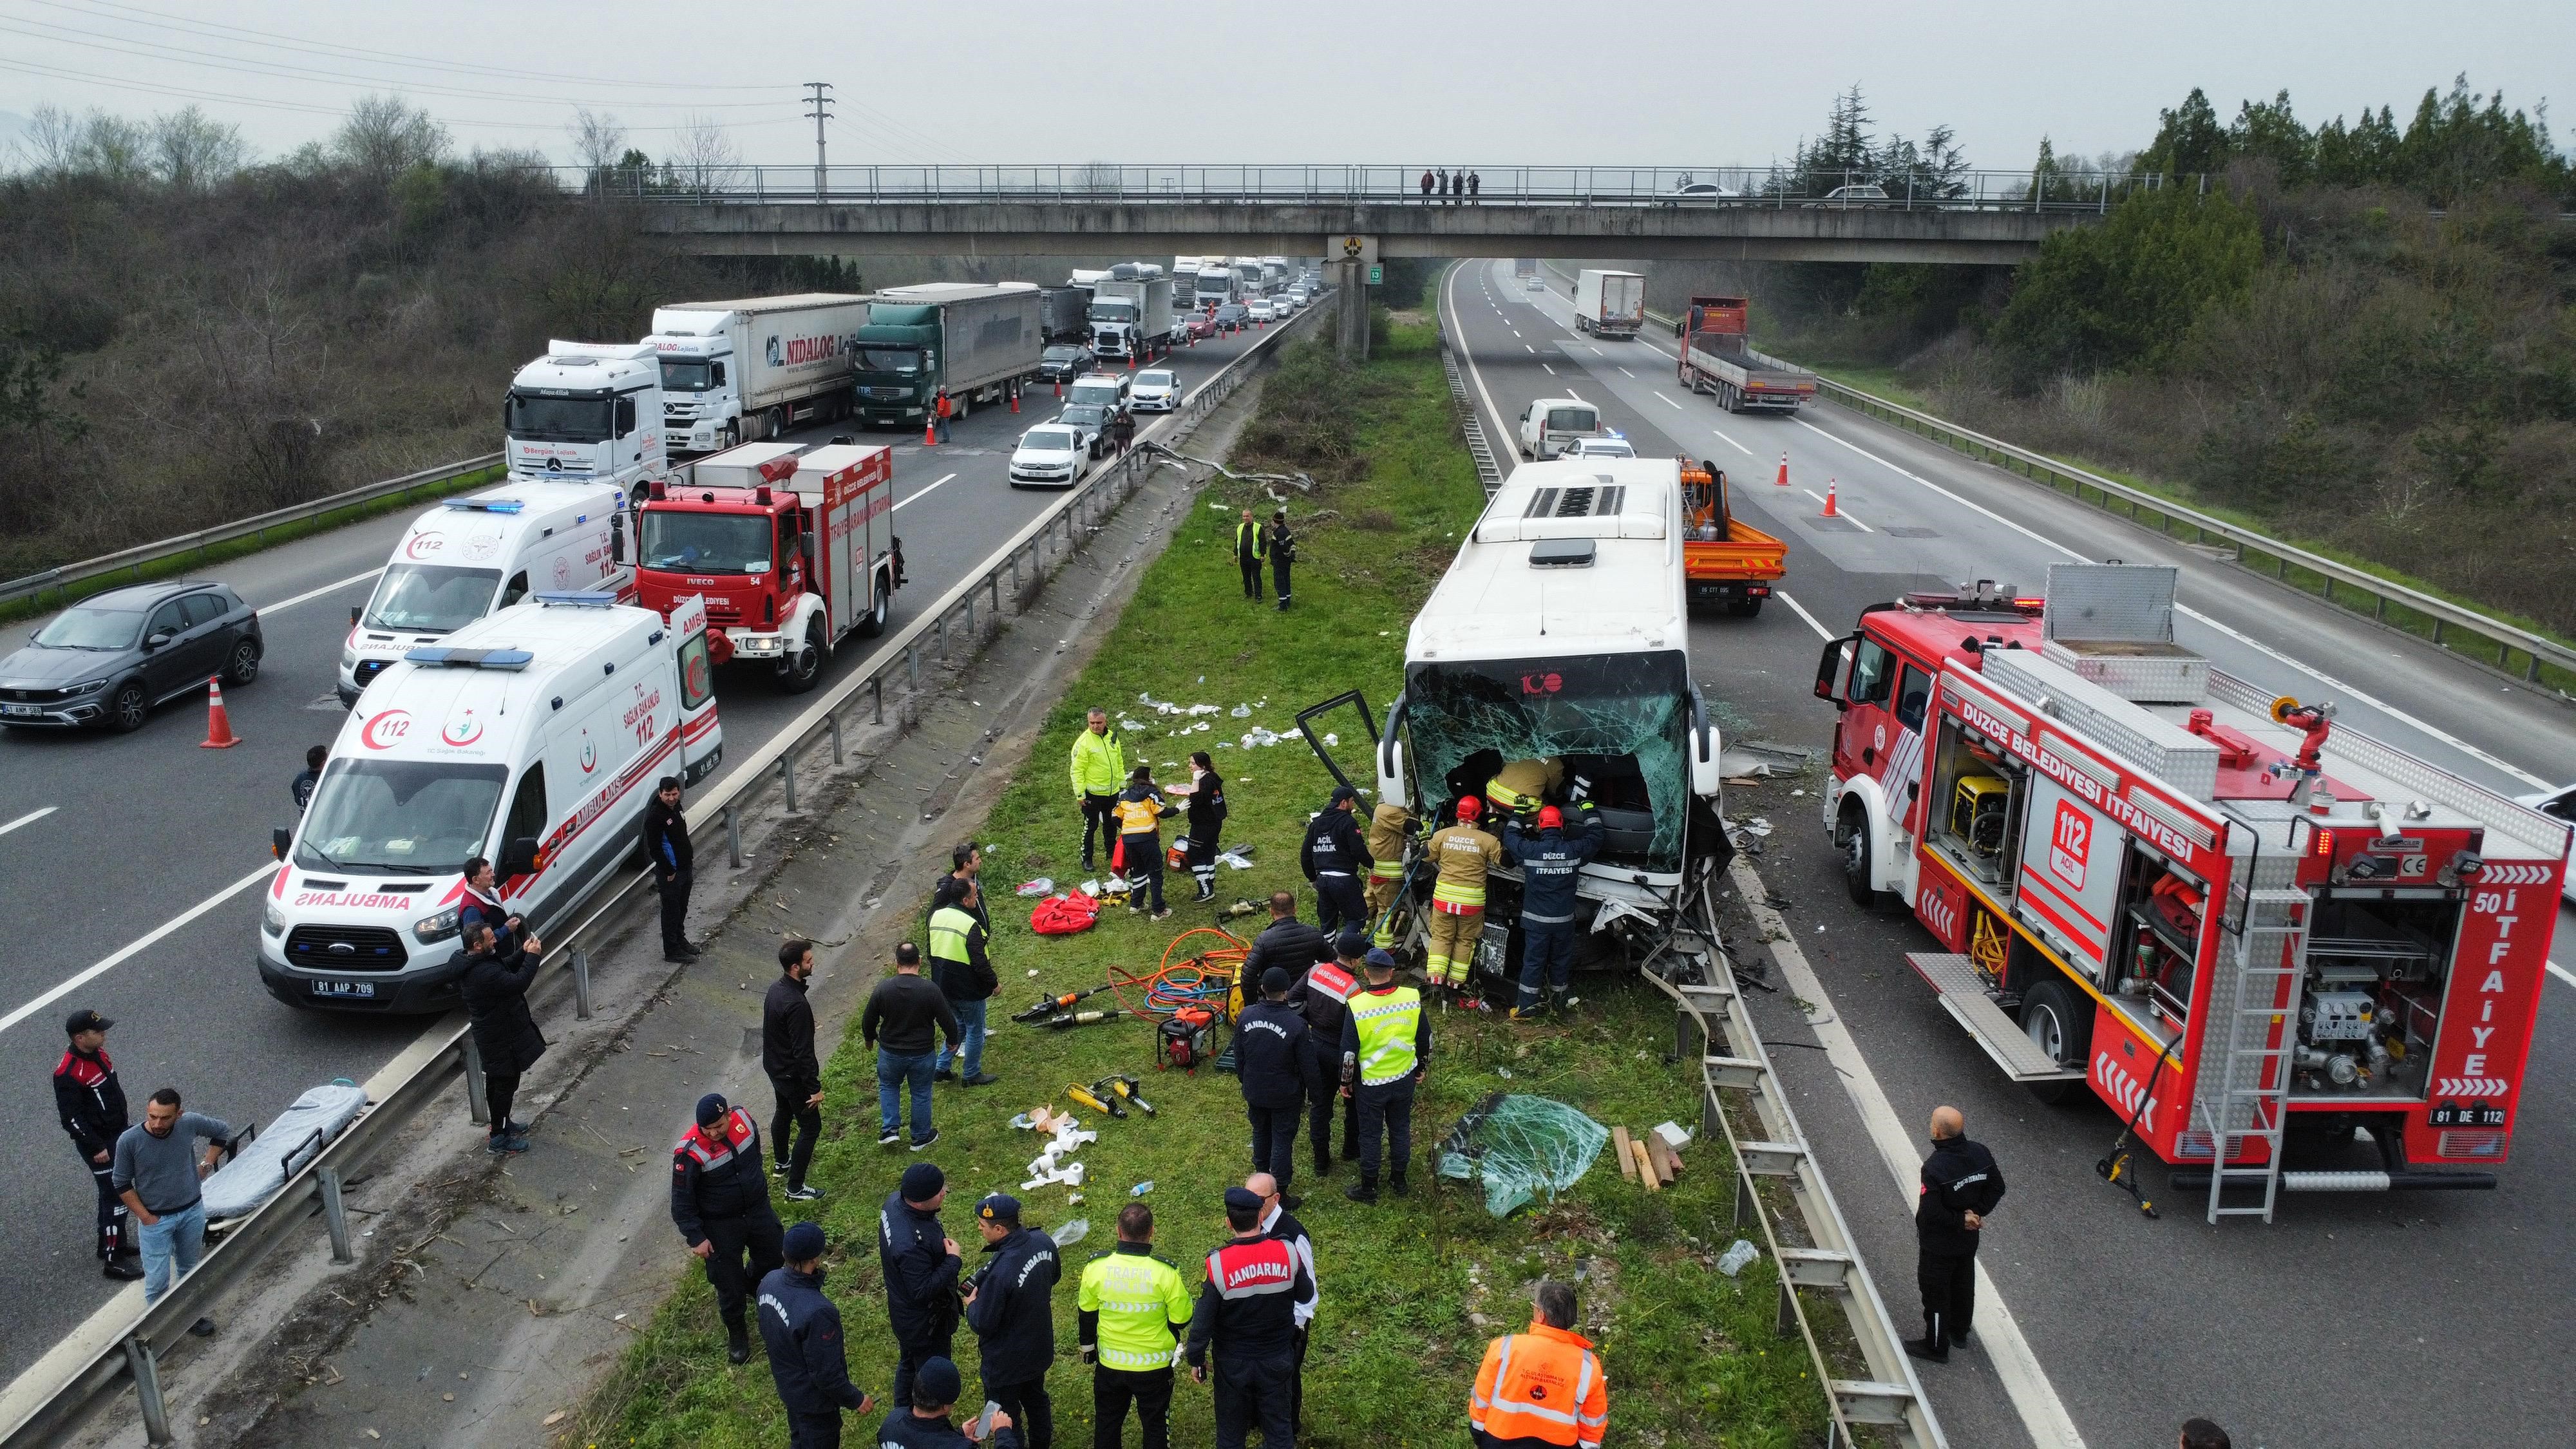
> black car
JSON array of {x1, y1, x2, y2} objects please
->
[
  {"x1": 1212, "y1": 303, "x2": 1250, "y2": 333},
  {"x1": 1056, "y1": 403, "x2": 1115, "y2": 457},
  {"x1": 0, "y1": 581, "x2": 263, "y2": 733},
  {"x1": 1036, "y1": 344, "x2": 1097, "y2": 383}
]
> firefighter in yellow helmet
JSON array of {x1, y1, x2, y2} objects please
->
[
  {"x1": 1362, "y1": 800, "x2": 1415, "y2": 946},
  {"x1": 1422, "y1": 795, "x2": 1506, "y2": 997}
]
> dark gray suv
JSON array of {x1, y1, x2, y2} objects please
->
[{"x1": 0, "y1": 582, "x2": 264, "y2": 732}]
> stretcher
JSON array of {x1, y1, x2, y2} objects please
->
[{"x1": 202, "y1": 1080, "x2": 370, "y2": 1224}]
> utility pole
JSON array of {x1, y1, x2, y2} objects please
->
[{"x1": 802, "y1": 81, "x2": 833, "y2": 201}]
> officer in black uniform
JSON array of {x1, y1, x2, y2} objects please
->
[
  {"x1": 1297, "y1": 786, "x2": 1373, "y2": 938},
  {"x1": 1285, "y1": 931, "x2": 1365, "y2": 1177},
  {"x1": 1906, "y1": 1104, "x2": 2006, "y2": 1363},
  {"x1": 53, "y1": 1009, "x2": 139, "y2": 1278},
  {"x1": 672, "y1": 1092, "x2": 787, "y2": 1364},
  {"x1": 963, "y1": 1194, "x2": 1059, "y2": 1449},
  {"x1": 758, "y1": 1221, "x2": 878, "y2": 1449},
  {"x1": 880, "y1": 1161, "x2": 964, "y2": 1407},
  {"x1": 1184, "y1": 1186, "x2": 1314, "y2": 1449},
  {"x1": 878, "y1": 1358, "x2": 1022, "y2": 1448},
  {"x1": 1234, "y1": 968, "x2": 1309, "y2": 1208}
]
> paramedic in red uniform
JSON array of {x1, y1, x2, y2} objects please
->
[{"x1": 1905, "y1": 1104, "x2": 2005, "y2": 1363}]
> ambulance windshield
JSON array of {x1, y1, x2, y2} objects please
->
[
  {"x1": 362, "y1": 564, "x2": 502, "y2": 634},
  {"x1": 298, "y1": 761, "x2": 509, "y2": 875}
]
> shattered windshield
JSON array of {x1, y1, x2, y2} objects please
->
[{"x1": 1405, "y1": 650, "x2": 1692, "y2": 871}]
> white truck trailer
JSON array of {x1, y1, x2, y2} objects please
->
[
  {"x1": 1571, "y1": 269, "x2": 1647, "y2": 339},
  {"x1": 647, "y1": 293, "x2": 873, "y2": 454}
]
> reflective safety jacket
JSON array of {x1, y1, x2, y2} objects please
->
[
  {"x1": 1114, "y1": 784, "x2": 1175, "y2": 840},
  {"x1": 1235, "y1": 518, "x2": 1267, "y2": 563},
  {"x1": 1470, "y1": 1319, "x2": 1607, "y2": 1449},
  {"x1": 670, "y1": 1108, "x2": 768, "y2": 1247},
  {"x1": 927, "y1": 905, "x2": 995, "y2": 1003},
  {"x1": 1070, "y1": 726, "x2": 1127, "y2": 797},
  {"x1": 1341, "y1": 982, "x2": 1428, "y2": 1086},
  {"x1": 1428, "y1": 823, "x2": 1506, "y2": 913},
  {"x1": 1183, "y1": 1234, "x2": 1314, "y2": 1368},
  {"x1": 1078, "y1": 1242, "x2": 1195, "y2": 1371},
  {"x1": 1484, "y1": 757, "x2": 1564, "y2": 815},
  {"x1": 1365, "y1": 802, "x2": 1414, "y2": 881}
]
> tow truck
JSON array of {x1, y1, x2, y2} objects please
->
[
  {"x1": 1815, "y1": 564, "x2": 2567, "y2": 1220},
  {"x1": 632, "y1": 441, "x2": 900, "y2": 693},
  {"x1": 1678, "y1": 460, "x2": 1786, "y2": 618}
]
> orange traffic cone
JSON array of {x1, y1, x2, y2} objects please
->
[
  {"x1": 1010, "y1": 386, "x2": 1019, "y2": 413},
  {"x1": 1775, "y1": 451, "x2": 1790, "y2": 487},
  {"x1": 1822, "y1": 478, "x2": 1839, "y2": 518},
  {"x1": 923, "y1": 417, "x2": 938, "y2": 446},
  {"x1": 1054, "y1": 379, "x2": 1063, "y2": 399},
  {"x1": 200, "y1": 676, "x2": 242, "y2": 748}
]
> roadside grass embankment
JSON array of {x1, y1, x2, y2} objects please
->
[{"x1": 580, "y1": 307, "x2": 1832, "y2": 1448}]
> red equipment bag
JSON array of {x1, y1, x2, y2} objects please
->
[
  {"x1": 1166, "y1": 842, "x2": 1189, "y2": 871},
  {"x1": 1030, "y1": 894, "x2": 1101, "y2": 936}
]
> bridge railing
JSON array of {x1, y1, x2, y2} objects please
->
[{"x1": 537, "y1": 162, "x2": 2188, "y2": 213}]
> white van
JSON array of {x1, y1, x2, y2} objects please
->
[
  {"x1": 1517, "y1": 397, "x2": 1604, "y2": 460},
  {"x1": 267, "y1": 593, "x2": 721, "y2": 1013},
  {"x1": 339, "y1": 481, "x2": 634, "y2": 705}
]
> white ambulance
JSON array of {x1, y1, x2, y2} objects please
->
[
  {"x1": 267, "y1": 592, "x2": 721, "y2": 1013},
  {"x1": 338, "y1": 480, "x2": 634, "y2": 705}
]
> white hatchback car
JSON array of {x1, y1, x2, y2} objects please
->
[
  {"x1": 1246, "y1": 299, "x2": 1277, "y2": 323},
  {"x1": 1561, "y1": 434, "x2": 1636, "y2": 460},
  {"x1": 1009, "y1": 424, "x2": 1086, "y2": 488},
  {"x1": 1130, "y1": 369, "x2": 1180, "y2": 412}
]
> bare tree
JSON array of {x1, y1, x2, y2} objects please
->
[
  {"x1": 76, "y1": 111, "x2": 153, "y2": 184},
  {"x1": 150, "y1": 106, "x2": 251, "y2": 190},
  {"x1": 14, "y1": 103, "x2": 82, "y2": 176},
  {"x1": 667, "y1": 115, "x2": 742, "y2": 196},
  {"x1": 332, "y1": 95, "x2": 448, "y2": 185},
  {"x1": 1075, "y1": 160, "x2": 1121, "y2": 194},
  {"x1": 567, "y1": 108, "x2": 627, "y2": 193}
]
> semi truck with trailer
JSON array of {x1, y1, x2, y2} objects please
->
[
  {"x1": 1192, "y1": 265, "x2": 1238, "y2": 310},
  {"x1": 1090, "y1": 267, "x2": 1176, "y2": 363},
  {"x1": 848, "y1": 283, "x2": 1045, "y2": 430},
  {"x1": 1815, "y1": 564, "x2": 2567, "y2": 1220},
  {"x1": 632, "y1": 440, "x2": 900, "y2": 692},
  {"x1": 502, "y1": 341, "x2": 668, "y2": 489},
  {"x1": 1040, "y1": 286, "x2": 1093, "y2": 343},
  {"x1": 1678, "y1": 460, "x2": 1787, "y2": 617},
  {"x1": 1570, "y1": 270, "x2": 1647, "y2": 338},
  {"x1": 1676, "y1": 296, "x2": 1819, "y2": 413},
  {"x1": 645, "y1": 294, "x2": 873, "y2": 455}
]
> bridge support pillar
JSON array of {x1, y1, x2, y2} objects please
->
[{"x1": 1334, "y1": 260, "x2": 1370, "y2": 361}]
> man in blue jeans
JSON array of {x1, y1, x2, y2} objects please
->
[
  {"x1": 862, "y1": 943, "x2": 962, "y2": 1150},
  {"x1": 929, "y1": 882, "x2": 999, "y2": 1087},
  {"x1": 111, "y1": 1087, "x2": 231, "y2": 1337}
]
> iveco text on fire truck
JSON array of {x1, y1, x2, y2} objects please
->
[
  {"x1": 632, "y1": 441, "x2": 900, "y2": 693},
  {"x1": 1815, "y1": 564, "x2": 2566, "y2": 1220}
]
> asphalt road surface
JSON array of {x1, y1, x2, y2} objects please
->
[
  {"x1": 1444, "y1": 258, "x2": 2576, "y2": 1448},
  {"x1": 0, "y1": 312, "x2": 1299, "y2": 1378}
]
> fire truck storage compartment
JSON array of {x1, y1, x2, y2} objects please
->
[
  {"x1": 1928, "y1": 708, "x2": 2027, "y2": 889},
  {"x1": 2105, "y1": 841, "x2": 2206, "y2": 1032},
  {"x1": 2289, "y1": 888, "x2": 2456, "y2": 1098}
]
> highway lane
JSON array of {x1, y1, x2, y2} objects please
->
[
  {"x1": 0, "y1": 315, "x2": 1294, "y2": 1378},
  {"x1": 1444, "y1": 258, "x2": 2576, "y2": 1447}
]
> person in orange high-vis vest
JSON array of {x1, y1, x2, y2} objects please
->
[
  {"x1": 1470, "y1": 1280, "x2": 1607, "y2": 1449},
  {"x1": 1423, "y1": 795, "x2": 1505, "y2": 994}
]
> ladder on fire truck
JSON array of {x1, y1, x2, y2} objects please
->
[{"x1": 2195, "y1": 884, "x2": 2312, "y2": 1224}]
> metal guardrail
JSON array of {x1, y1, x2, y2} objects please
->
[
  {"x1": 0, "y1": 454, "x2": 504, "y2": 614},
  {"x1": 1439, "y1": 343, "x2": 1503, "y2": 493},
  {"x1": 0, "y1": 305, "x2": 1326, "y2": 1449}
]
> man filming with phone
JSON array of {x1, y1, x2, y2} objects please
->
[{"x1": 876, "y1": 1356, "x2": 1020, "y2": 1447}]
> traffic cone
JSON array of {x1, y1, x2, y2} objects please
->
[
  {"x1": 200, "y1": 676, "x2": 242, "y2": 749},
  {"x1": 1822, "y1": 478, "x2": 1839, "y2": 518},
  {"x1": 1775, "y1": 451, "x2": 1790, "y2": 487},
  {"x1": 923, "y1": 417, "x2": 938, "y2": 446},
  {"x1": 1054, "y1": 379, "x2": 1063, "y2": 399},
  {"x1": 1010, "y1": 386, "x2": 1019, "y2": 413}
]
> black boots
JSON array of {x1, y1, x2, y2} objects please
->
[
  {"x1": 1903, "y1": 1314, "x2": 1948, "y2": 1364},
  {"x1": 726, "y1": 1321, "x2": 752, "y2": 1365},
  {"x1": 1388, "y1": 1170, "x2": 1410, "y2": 1197},
  {"x1": 1312, "y1": 1148, "x2": 1332, "y2": 1178},
  {"x1": 1344, "y1": 1175, "x2": 1379, "y2": 1204}
]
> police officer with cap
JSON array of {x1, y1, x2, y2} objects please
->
[
  {"x1": 1078, "y1": 1202, "x2": 1193, "y2": 1449},
  {"x1": 671, "y1": 1092, "x2": 786, "y2": 1364},
  {"x1": 964, "y1": 1193, "x2": 1060, "y2": 1449},
  {"x1": 1184, "y1": 1186, "x2": 1313, "y2": 1449},
  {"x1": 54, "y1": 1009, "x2": 140, "y2": 1279},
  {"x1": 877, "y1": 1356, "x2": 1020, "y2": 1447},
  {"x1": 1234, "y1": 968, "x2": 1309, "y2": 1208},
  {"x1": 1340, "y1": 947, "x2": 1430, "y2": 1203},
  {"x1": 758, "y1": 1221, "x2": 879, "y2": 1448},
  {"x1": 1286, "y1": 931, "x2": 1364, "y2": 1178},
  {"x1": 882, "y1": 1161, "x2": 965, "y2": 1406}
]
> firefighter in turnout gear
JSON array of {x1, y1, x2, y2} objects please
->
[
  {"x1": 55, "y1": 1009, "x2": 138, "y2": 1278},
  {"x1": 1340, "y1": 948, "x2": 1431, "y2": 1202},
  {"x1": 1298, "y1": 784, "x2": 1373, "y2": 938},
  {"x1": 1469, "y1": 1280, "x2": 1608, "y2": 1449},
  {"x1": 1501, "y1": 803, "x2": 1606, "y2": 1020},
  {"x1": 1079, "y1": 1202, "x2": 1195, "y2": 1449},
  {"x1": 1423, "y1": 795, "x2": 1507, "y2": 995},
  {"x1": 672, "y1": 1092, "x2": 788, "y2": 1364},
  {"x1": 1906, "y1": 1105, "x2": 2006, "y2": 1363},
  {"x1": 1361, "y1": 800, "x2": 1414, "y2": 945}
]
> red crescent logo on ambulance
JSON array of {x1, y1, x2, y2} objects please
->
[
  {"x1": 361, "y1": 710, "x2": 412, "y2": 750},
  {"x1": 404, "y1": 532, "x2": 444, "y2": 560},
  {"x1": 441, "y1": 710, "x2": 484, "y2": 747},
  {"x1": 579, "y1": 735, "x2": 598, "y2": 773}
]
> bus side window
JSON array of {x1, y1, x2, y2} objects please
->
[
  {"x1": 1846, "y1": 639, "x2": 1895, "y2": 707},
  {"x1": 1895, "y1": 665, "x2": 1931, "y2": 731}
]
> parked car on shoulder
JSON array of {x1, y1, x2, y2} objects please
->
[
  {"x1": 1009, "y1": 424, "x2": 1088, "y2": 488},
  {"x1": 0, "y1": 581, "x2": 263, "y2": 733}
]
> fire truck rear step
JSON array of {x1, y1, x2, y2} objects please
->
[{"x1": 1904, "y1": 953, "x2": 2086, "y2": 1083}]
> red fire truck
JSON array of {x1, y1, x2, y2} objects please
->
[
  {"x1": 632, "y1": 441, "x2": 900, "y2": 693},
  {"x1": 1813, "y1": 564, "x2": 2566, "y2": 1221}
]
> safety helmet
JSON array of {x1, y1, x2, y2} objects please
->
[
  {"x1": 1537, "y1": 806, "x2": 1564, "y2": 829},
  {"x1": 1454, "y1": 795, "x2": 1482, "y2": 822}
]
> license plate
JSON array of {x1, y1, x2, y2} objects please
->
[
  {"x1": 2430, "y1": 1104, "x2": 2505, "y2": 1127},
  {"x1": 311, "y1": 980, "x2": 377, "y2": 999},
  {"x1": 2, "y1": 705, "x2": 42, "y2": 718}
]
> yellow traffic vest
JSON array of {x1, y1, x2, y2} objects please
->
[
  {"x1": 927, "y1": 904, "x2": 976, "y2": 965},
  {"x1": 1078, "y1": 1247, "x2": 1194, "y2": 1371},
  {"x1": 1350, "y1": 985, "x2": 1422, "y2": 1085}
]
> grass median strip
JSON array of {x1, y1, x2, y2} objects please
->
[{"x1": 580, "y1": 308, "x2": 1831, "y2": 1447}]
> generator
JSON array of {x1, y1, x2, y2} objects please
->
[
  {"x1": 1159, "y1": 1008, "x2": 1217, "y2": 1074},
  {"x1": 1949, "y1": 773, "x2": 2011, "y2": 863}
]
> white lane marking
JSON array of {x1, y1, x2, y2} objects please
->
[
  {"x1": 261, "y1": 566, "x2": 387, "y2": 616},
  {"x1": 1729, "y1": 858, "x2": 2089, "y2": 1449},
  {"x1": 1709, "y1": 426, "x2": 1754, "y2": 456},
  {"x1": 1541, "y1": 363, "x2": 1556, "y2": 375},
  {"x1": 2553, "y1": 960, "x2": 2576, "y2": 990},
  {"x1": 1618, "y1": 366, "x2": 1637, "y2": 379},
  {"x1": 1805, "y1": 489, "x2": 1872, "y2": 532},
  {"x1": 1777, "y1": 589, "x2": 1835, "y2": 641},
  {"x1": 0, "y1": 806, "x2": 59, "y2": 837},
  {"x1": 1444, "y1": 263, "x2": 1519, "y2": 477},
  {"x1": 1524, "y1": 344, "x2": 1535, "y2": 354},
  {"x1": 1653, "y1": 391, "x2": 1683, "y2": 410},
  {"x1": 895, "y1": 473, "x2": 960, "y2": 511},
  {"x1": 1792, "y1": 419, "x2": 2550, "y2": 790},
  {"x1": 0, "y1": 862, "x2": 278, "y2": 1038},
  {"x1": 1587, "y1": 346, "x2": 1603, "y2": 356}
]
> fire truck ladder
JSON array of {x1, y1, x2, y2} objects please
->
[{"x1": 2197, "y1": 887, "x2": 2311, "y2": 1224}]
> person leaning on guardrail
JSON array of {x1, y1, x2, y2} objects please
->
[
  {"x1": 111, "y1": 1087, "x2": 231, "y2": 1336},
  {"x1": 460, "y1": 920, "x2": 546, "y2": 1155},
  {"x1": 56, "y1": 1009, "x2": 142, "y2": 1280}
]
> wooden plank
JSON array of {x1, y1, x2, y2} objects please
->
[
  {"x1": 1631, "y1": 1139, "x2": 1660, "y2": 1191},
  {"x1": 1663, "y1": 1141, "x2": 1686, "y2": 1177},
  {"x1": 1647, "y1": 1132, "x2": 1677, "y2": 1186},
  {"x1": 1611, "y1": 1126, "x2": 1637, "y2": 1181}
]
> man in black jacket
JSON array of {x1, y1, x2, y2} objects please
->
[
  {"x1": 1265, "y1": 509, "x2": 1294, "y2": 611},
  {"x1": 1184, "y1": 1187, "x2": 1314, "y2": 1449},
  {"x1": 1286, "y1": 930, "x2": 1365, "y2": 1177},
  {"x1": 863, "y1": 944, "x2": 963, "y2": 1149},
  {"x1": 878, "y1": 1357, "x2": 1021, "y2": 1448},
  {"x1": 759, "y1": 1221, "x2": 878, "y2": 1449},
  {"x1": 964, "y1": 1193, "x2": 1060, "y2": 1449},
  {"x1": 1298, "y1": 786, "x2": 1372, "y2": 936},
  {"x1": 674, "y1": 1092, "x2": 786, "y2": 1364},
  {"x1": 1234, "y1": 969, "x2": 1308, "y2": 1208},
  {"x1": 764, "y1": 939, "x2": 824, "y2": 1201},
  {"x1": 930, "y1": 842, "x2": 990, "y2": 931},
  {"x1": 641, "y1": 777, "x2": 697, "y2": 963},
  {"x1": 459, "y1": 922, "x2": 545, "y2": 1154},
  {"x1": 1180, "y1": 753, "x2": 1226, "y2": 902},
  {"x1": 931, "y1": 882, "x2": 999, "y2": 1087},
  {"x1": 881, "y1": 1162, "x2": 964, "y2": 1408},
  {"x1": 54, "y1": 1009, "x2": 140, "y2": 1278},
  {"x1": 1906, "y1": 1104, "x2": 2006, "y2": 1363}
]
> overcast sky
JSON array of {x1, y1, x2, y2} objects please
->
[{"x1": 2, "y1": 0, "x2": 2568, "y2": 174}]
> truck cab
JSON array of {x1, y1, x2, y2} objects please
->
[
  {"x1": 1516, "y1": 397, "x2": 1601, "y2": 460},
  {"x1": 503, "y1": 341, "x2": 667, "y2": 489}
]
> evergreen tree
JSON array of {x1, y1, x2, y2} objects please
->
[{"x1": 2141, "y1": 88, "x2": 2229, "y2": 176}]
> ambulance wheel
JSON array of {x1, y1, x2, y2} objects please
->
[
  {"x1": 1837, "y1": 806, "x2": 1880, "y2": 907},
  {"x1": 2019, "y1": 979, "x2": 2091, "y2": 1104},
  {"x1": 779, "y1": 618, "x2": 824, "y2": 694}
]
